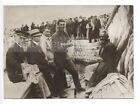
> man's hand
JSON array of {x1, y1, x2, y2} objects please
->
[{"x1": 48, "y1": 60, "x2": 55, "y2": 65}]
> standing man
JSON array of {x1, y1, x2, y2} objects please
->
[
  {"x1": 31, "y1": 22, "x2": 36, "y2": 30},
  {"x1": 51, "y1": 19, "x2": 85, "y2": 98},
  {"x1": 26, "y1": 30, "x2": 57, "y2": 97},
  {"x1": 81, "y1": 17, "x2": 87, "y2": 39},
  {"x1": 39, "y1": 22, "x2": 45, "y2": 33},
  {"x1": 92, "y1": 16, "x2": 101, "y2": 42},
  {"x1": 86, "y1": 17, "x2": 93, "y2": 43},
  {"x1": 73, "y1": 17, "x2": 79, "y2": 40},
  {"x1": 6, "y1": 33, "x2": 25, "y2": 83}
]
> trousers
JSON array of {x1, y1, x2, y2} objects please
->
[{"x1": 54, "y1": 52, "x2": 81, "y2": 95}]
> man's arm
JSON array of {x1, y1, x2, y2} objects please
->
[
  {"x1": 61, "y1": 41, "x2": 73, "y2": 48},
  {"x1": 6, "y1": 51, "x2": 24, "y2": 82},
  {"x1": 51, "y1": 35, "x2": 69, "y2": 52}
]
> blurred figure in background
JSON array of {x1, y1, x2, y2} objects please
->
[
  {"x1": 81, "y1": 17, "x2": 87, "y2": 39},
  {"x1": 73, "y1": 17, "x2": 79, "y2": 40},
  {"x1": 31, "y1": 22, "x2": 36, "y2": 30},
  {"x1": 92, "y1": 16, "x2": 101, "y2": 42},
  {"x1": 50, "y1": 20, "x2": 57, "y2": 35},
  {"x1": 66, "y1": 18, "x2": 74, "y2": 38},
  {"x1": 39, "y1": 22, "x2": 45, "y2": 33},
  {"x1": 77, "y1": 16, "x2": 83, "y2": 39},
  {"x1": 86, "y1": 17, "x2": 93, "y2": 43}
]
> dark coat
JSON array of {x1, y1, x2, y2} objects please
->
[
  {"x1": 6, "y1": 43, "x2": 25, "y2": 83},
  {"x1": 26, "y1": 42, "x2": 57, "y2": 95},
  {"x1": 89, "y1": 41, "x2": 117, "y2": 87},
  {"x1": 92, "y1": 18, "x2": 101, "y2": 39},
  {"x1": 99, "y1": 41, "x2": 117, "y2": 71},
  {"x1": 26, "y1": 42, "x2": 48, "y2": 72}
]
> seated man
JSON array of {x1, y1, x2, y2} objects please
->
[
  {"x1": 85, "y1": 29, "x2": 118, "y2": 89},
  {"x1": 6, "y1": 33, "x2": 26, "y2": 83}
]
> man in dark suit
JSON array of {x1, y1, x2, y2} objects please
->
[
  {"x1": 92, "y1": 16, "x2": 101, "y2": 42},
  {"x1": 6, "y1": 33, "x2": 25, "y2": 83},
  {"x1": 26, "y1": 32, "x2": 57, "y2": 97},
  {"x1": 87, "y1": 29, "x2": 117, "y2": 87}
]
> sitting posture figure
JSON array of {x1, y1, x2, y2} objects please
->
[{"x1": 85, "y1": 30, "x2": 117, "y2": 88}]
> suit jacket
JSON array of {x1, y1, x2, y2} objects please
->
[
  {"x1": 89, "y1": 41, "x2": 117, "y2": 87},
  {"x1": 26, "y1": 42, "x2": 49, "y2": 73},
  {"x1": 6, "y1": 43, "x2": 25, "y2": 83},
  {"x1": 99, "y1": 41, "x2": 117, "y2": 72}
]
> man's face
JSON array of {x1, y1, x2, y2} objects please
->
[
  {"x1": 58, "y1": 21, "x2": 65, "y2": 31},
  {"x1": 33, "y1": 36, "x2": 41, "y2": 44},
  {"x1": 44, "y1": 29, "x2": 51, "y2": 37},
  {"x1": 15, "y1": 35, "x2": 23, "y2": 45},
  {"x1": 99, "y1": 35, "x2": 106, "y2": 46},
  {"x1": 15, "y1": 35, "x2": 28, "y2": 51}
]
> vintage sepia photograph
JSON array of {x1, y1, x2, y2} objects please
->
[{"x1": 4, "y1": 5, "x2": 133, "y2": 99}]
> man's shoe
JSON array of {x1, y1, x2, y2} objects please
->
[
  {"x1": 76, "y1": 87, "x2": 85, "y2": 92},
  {"x1": 59, "y1": 92, "x2": 68, "y2": 98},
  {"x1": 59, "y1": 94, "x2": 68, "y2": 98},
  {"x1": 64, "y1": 85, "x2": 71, "y2": 89}
]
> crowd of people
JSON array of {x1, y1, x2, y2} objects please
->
[
  {"x1": 14, "y1": 13, "x2": 110, "y2": 43},
  {"x1": 5, "y1": 13, "x2": 117, "y2": 98}
]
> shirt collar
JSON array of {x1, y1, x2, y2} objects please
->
[
  {"x1": 33, "y1": 41, "x2": 39, "y2": 46},
  {"x1": 14, "y1": 41, "x2": 22, "y2": 48}
]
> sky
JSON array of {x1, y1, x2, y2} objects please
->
[{"x1": 4, "y1": 5, "x2": 115, "y2": 29}]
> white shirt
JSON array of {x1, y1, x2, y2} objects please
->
[{"x1": 40, "y1": 35, "x2": 54, "y2": 62}]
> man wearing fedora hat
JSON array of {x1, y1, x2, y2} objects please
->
[{"x1": 26, "y1": 29, "x2": 57, "y2": 97}]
